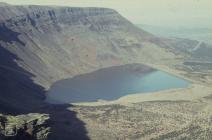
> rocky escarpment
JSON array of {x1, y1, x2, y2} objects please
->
[{"x1": 0, "y1": 4, "x2": 154, "y2": 89}]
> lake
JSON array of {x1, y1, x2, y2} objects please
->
[{"x1": 46, "y1": 64, "x2": 191, "y2": 104}]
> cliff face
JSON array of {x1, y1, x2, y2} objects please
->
[{"x1": 0, "y1": 5, "x2": 153, "y2": 88}]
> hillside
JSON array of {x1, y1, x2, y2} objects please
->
[{"x1": 137, "y1": 24, "x2": 212, "y2": 45}]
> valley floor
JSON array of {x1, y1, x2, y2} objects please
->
[{"x1": 71, "y1": 62, "x2": 212, "y2": 140}]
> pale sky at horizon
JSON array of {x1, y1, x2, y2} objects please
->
[{"x1": 0, "y1": 0, "x2": 212, "y2": 28}]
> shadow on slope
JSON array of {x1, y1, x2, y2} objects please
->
[
  {"x1": 0, "y1": 45, "x2": 45, "y2": 114},
  {"x1": 38, "y1": 104, "x2": 90, "y2": 140},
  {"x1": 0, "y1": 45, "x2": 89, "y2": 139},
  {"x1": 0, "y1": 23, "x2": 25, "y2": 46}
]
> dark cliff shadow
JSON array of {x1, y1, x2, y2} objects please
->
[
  {"x1": 0, "y1": 45, "x2": 45, "y2": 114},
  {"x1": 0, "y1": 44, "x2": 89, "y2": 140},
  {"x1": 38, "y1": 104, "x2": 90, "y2": 140},
  {"x1": 0, "y1": 23, "x2": 25, "y2": 46}
]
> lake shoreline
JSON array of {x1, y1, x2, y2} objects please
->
[
  {"x1": 71, "y1": 63, "x2": 212, "y2": 106},
  {"x1": 72, "y1": 83, "x2": 212, "y2": 106}
]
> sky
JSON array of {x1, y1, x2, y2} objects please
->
[{"x1": 0, "y1": 0, "x2": 212, "y2": 28}]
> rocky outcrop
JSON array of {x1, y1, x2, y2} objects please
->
[{"x1": 0, "y1": 113, "x2": 50, "y2": 140}]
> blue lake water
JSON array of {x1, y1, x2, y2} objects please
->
[{"x1": 46, "y1": 64, "x2": 191, "y2": 103}]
